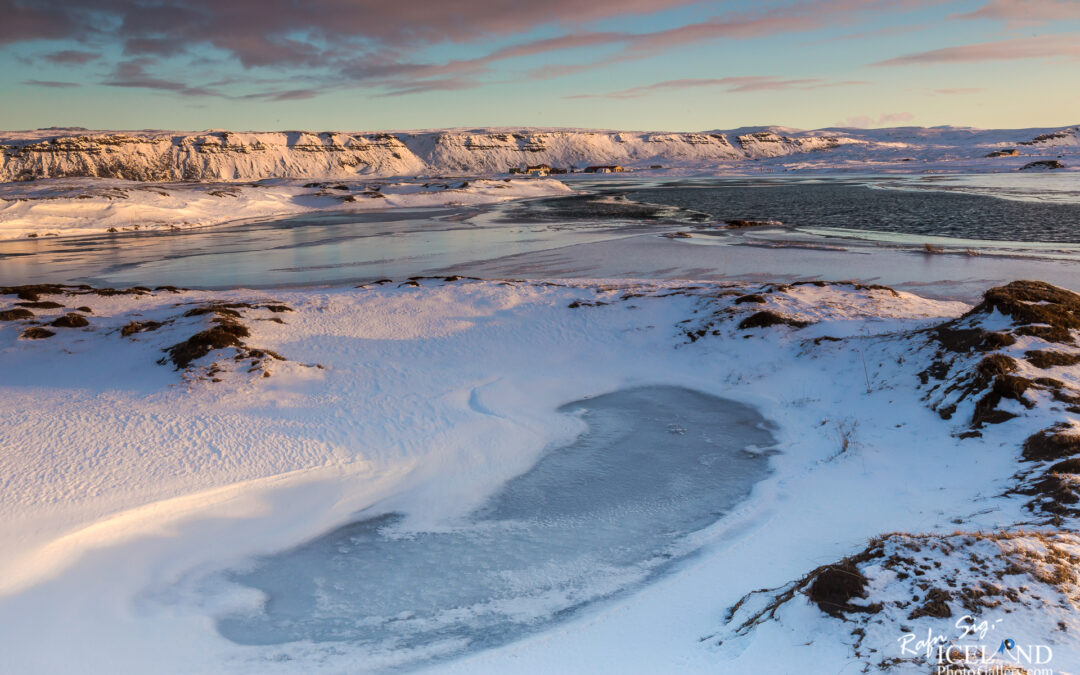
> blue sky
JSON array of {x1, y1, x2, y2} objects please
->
[{"x1": 1, "y1": 0, "x2": 1078, "y2": 131}]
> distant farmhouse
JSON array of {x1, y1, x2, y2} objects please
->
[
  {"x1": 583, "y1": 165, "x2": 624, "y2": 173},
  {"x1": 508, "y1": 163, "x2": 568, "y2": 175},
  {"x1": 507, "y1": 163, "x2": 620, "y2": 175}
]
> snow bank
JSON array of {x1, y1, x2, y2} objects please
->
[
  {"x1": 1, "y1": 278, "x2": 1079, "y2": 673},
  {"x1": 0, "y1": 177, "x2": 571, "y2": 240}
]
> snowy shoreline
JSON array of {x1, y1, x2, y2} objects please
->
[
  {"x1": 2, "y1": 277, "x2": 1078, "y2": 673},
  {"x1": 0, "y1": 177, "x2": 572, "y2": 241}
]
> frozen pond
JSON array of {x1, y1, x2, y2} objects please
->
[{"x1": 216, "y1": 386, "x2": 774, "y2": 666}]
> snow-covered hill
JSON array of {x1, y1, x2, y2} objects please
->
[
  {"x1": 1, "y1": 125, "x2": 1076, "y2": 181},
  {"x1": 2, "y1": 278, "x2": 1079, "y2": 673}
]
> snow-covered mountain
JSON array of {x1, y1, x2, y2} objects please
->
[{"x1": 0, "y1": 124, "x2": 1077, "y2": 181}]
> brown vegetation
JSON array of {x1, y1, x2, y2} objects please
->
[
  {"x1": 160, "y1": 320, "x2": 249, "y2": 369},
  {"x1": 1026, "y1": 349, "x2": 1080, "y2": 369},
  {"x1": 0, "y1": 308, "x2": 34, "y2": 321},
  {"x1": 807, "y1": 560, "x2": 877, "y2": 618},
  {"x1": 20, "y1": 327, "x2": 55, "y2": 339},
  {"x1": 738, "y1": 311, "x2": 812, "y2": 330},
  {"x1": 908, "y1": 587, "x2": 952, "y2": 620},
  {"x1": 50, "y1": 313, "x2": 89, "y2": 328},
  {"x1": 121, "y1": 320, "x2": 163, "y2": 337},
  {"x1": 1022, "y1": 428, "x2": 1080, "y2": 462},
  {"x1": 733, "y1": 294, "x2": 766, "y2": 304},
  {"x1": 970, "y1": 280, "x2": 1080, "y2": 331}
]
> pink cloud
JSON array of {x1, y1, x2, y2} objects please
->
[
  {"x1": 0, "y1": 0, "x2": 74, "y2": 45},
  {"x1": 567, "y1": 76, "x2": 865, "y2": 99},
  {"x1": 875, "y1": 34, "x2": 1080, "y2": 66},
  {"x1": 3, "y1": 0, "x2": 696, "y2": 66},
  {"x1": 931, "y1": 87, "x2": 983, "y2": 95},
  {"x1": 837, "y1": 112, "x2": 915, "y2": 127},
  {"x1": 43, "y1": 49, "x2": 100, "y2": 65},
  {"x1": 9, "y1": 0, "x2": 953, "y2": 100},
  {"x1": 880, "y1": 111, "x2": 915, "y2": 124},
  {"x1": 952, "y1": 0, "x2": 1080, "y2": 26}
]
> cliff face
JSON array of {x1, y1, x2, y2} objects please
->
[
  {"x1": 0, "y1": 131, "x2": 425, "y2": 181},
  {"x1": 1, "y1": 125, "x2": 1077, "y2": 181}
]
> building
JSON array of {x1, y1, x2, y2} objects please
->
[
  {"x1": 584, "y1": 165, "x2": 625, "y2": 173},
  {"x1": 525, "y1": 164, "x2": 551, "y2": 175}
]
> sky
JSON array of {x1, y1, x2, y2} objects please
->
[{"x1": 0, "y1": 0, "x2": 1078, "y2": 132}]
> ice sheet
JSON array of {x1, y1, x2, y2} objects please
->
[{"x1": 216, "y1": 386, "x2": 773, "y2": 667}]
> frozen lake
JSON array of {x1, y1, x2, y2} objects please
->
[{"x1": 215, "y1": 386, "x2": 774, "y2": 668}]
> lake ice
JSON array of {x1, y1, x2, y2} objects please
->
[{"x1": 216, "y1": 386, "x2": 774, "y2": 666}]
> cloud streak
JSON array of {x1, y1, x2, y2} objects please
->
[
  {"x1": 836, "y1": 111, "x2": 914, "y2": 127},
  {"x1": 875, "y1": 34, "x2": 1080, "y2": 66},
  {"x1": 101, "y1": 59, "x2": 224, "y2": 98},
  {"x1": 931, "y1": 87, "x2": 983, "y2": 95},
  {"x1": 6, "y1": 0, "x2": 948, "y2": 100},
  {"x1": 567, "y1": 76, "x2": 866, "y2": 99},
  {"x1": 22, "y1": 80, "x2": 81, "y2": 88},
  {"x1": 43, "y1": 50, "x2": 100, "y2": 65},
  {"x1": 952, "y1": 0, "x2": 1080, "y2": 26}
]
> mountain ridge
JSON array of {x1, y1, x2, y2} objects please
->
[{"x1": 1, "y1": 125, "x2": 1076, "y2": 182}]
